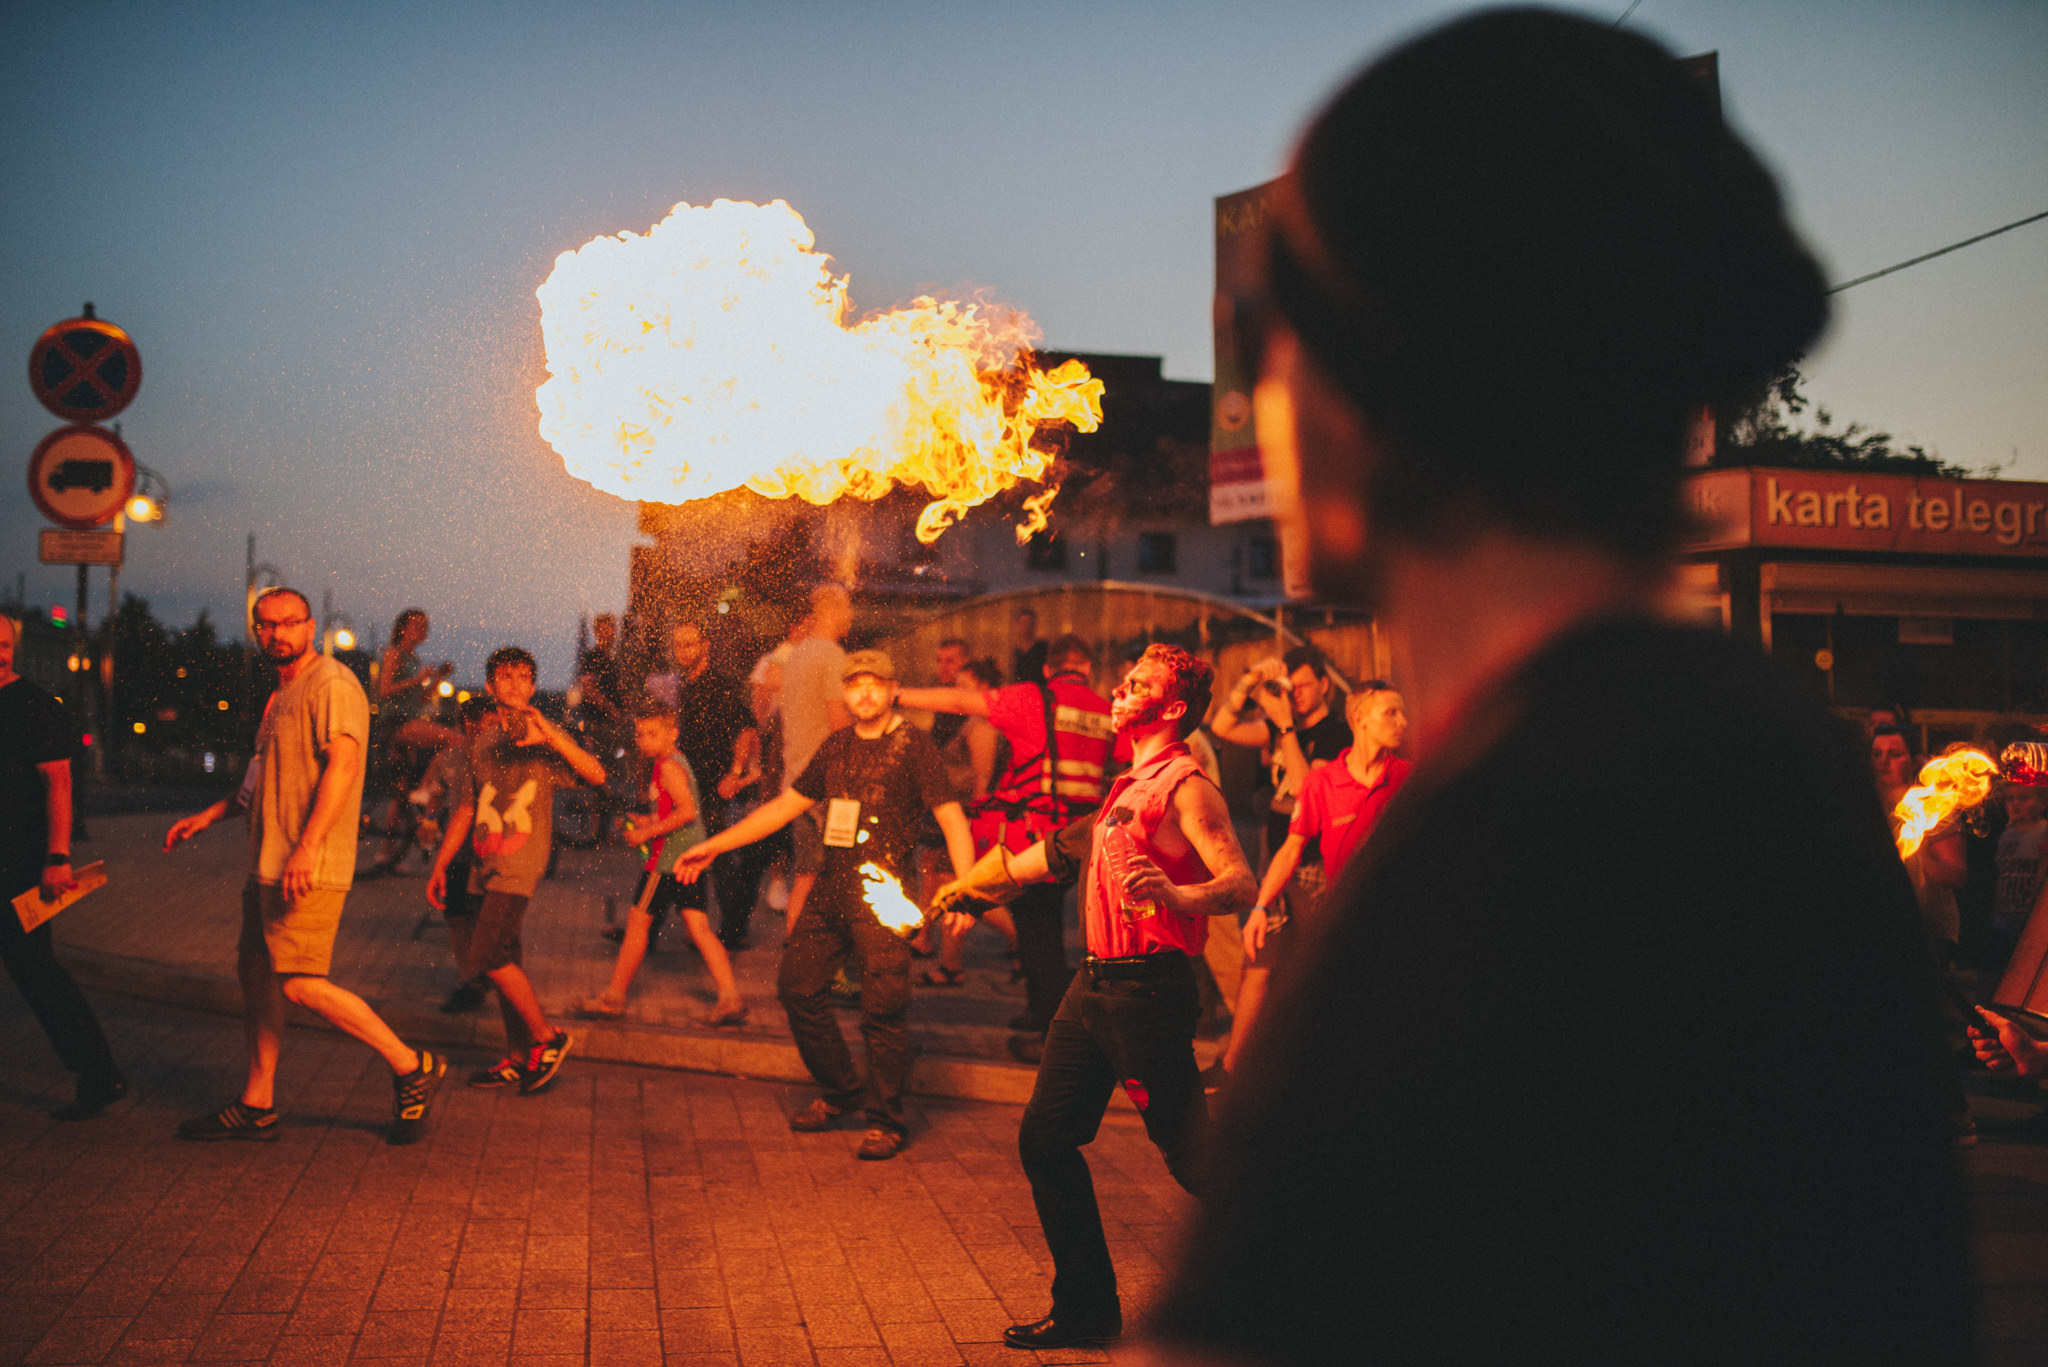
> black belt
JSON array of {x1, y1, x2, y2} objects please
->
[{"x1": 1084, "y1": 953, "x2": 1183, "y2": 983}]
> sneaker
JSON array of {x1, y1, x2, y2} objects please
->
[
  {"x1": 178, "y1": 1101, "x2": 280, "y2": 1141},
  {"x1": 1952, "y1": 1112, "x2": 1980, "y2": 1148},
  {"x1": 520, "y1": 1031, "x2": 573, "y2": 1094},
  {"x1": 856, "y1": 1126, "x2": 906, "y2": 1160},
  {"x1": 468, "y1": 1057, "x2": 524, "y2": 1089},
  {"x1": 788, "y1": 1097, "x2": 847, "y2": 1132},
  {"x1": 389, "y1": 1050, "x2": 447, "y2": 1146},
  {"x1": 52, "y1": 1072, "x2": 127, "y2": 1122}
]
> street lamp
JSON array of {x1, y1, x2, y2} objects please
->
[{"x1": 125, "y1": 464, "x2": 171, "y2": 524}]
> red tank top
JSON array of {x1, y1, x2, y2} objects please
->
[{"x1": 1085, "y1": 742, "x2": 1213, "y2": 958}]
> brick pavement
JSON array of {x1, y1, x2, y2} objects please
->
[
  {"x1": 0, "y1": 993, "x2": 1194, "y2": 1367},
  {"x1": 17, "y1": 815, "x2": 2048, "y2": 1362}
]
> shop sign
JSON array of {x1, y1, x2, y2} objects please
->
[{"x1": 1682, "y1": 467, "x2": 2048, "y2": 557}]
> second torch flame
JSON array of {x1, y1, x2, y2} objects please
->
[
  {"x1": 860, "y1": 862, "x2": 927, "y2": 937},
  {"x1": 535, "y1": 198, "x2": 1103, "y2": 544},
  {"x1": 1894, "y1": 748, "x2": 1999, "y2": 859}
]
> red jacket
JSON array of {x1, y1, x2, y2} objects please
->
[{"x1": 972, "y1": 672, "x2": 1114, "y2": 853}]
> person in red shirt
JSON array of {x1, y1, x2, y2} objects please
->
[
  {"x1": 932, "y1": 644, "x2": 1256, "y2": 1350},
  {"x1": 1226, "y1": 681, "x2": 1410, "y2": 1073},
  {"x1": 898, "y1": 633, "x2": 1114, "y2": 1054}
]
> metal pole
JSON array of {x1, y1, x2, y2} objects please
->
[
  {"x1": 101, "y1": 561, "x2": 118, "y2": 778},
  {"x1": 74, "y1": 564, "x2": 93, "y2": 763}
]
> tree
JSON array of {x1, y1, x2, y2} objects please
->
[{"x1": 1714, "y1": 365, "x2": 1976, "y2": 478}]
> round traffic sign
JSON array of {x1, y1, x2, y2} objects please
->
[
  {"x1": 29, "y1": 312, "x2": 142, "y2": 422},
  {"x1": 28, "y1": 425, "x2": 137, "y2": 530}
]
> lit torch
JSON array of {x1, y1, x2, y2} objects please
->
[
  {"x1": 1894, "y1": 747, "x2": 1999, "y2": 859},
  {"x1": 535, "y1": 199, "x2": 1102, "y2": 544},
  {"x1": 860, "y1": 862, "x2": 927, "y2": 938}
]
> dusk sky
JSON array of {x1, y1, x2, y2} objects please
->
[{"x1": 4, "y1": 0, "x2": 2042, "y2": 684}]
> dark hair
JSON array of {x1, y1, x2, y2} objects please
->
[
  {"x1": 390, "y1": 608, "x2": 427, "y2": 645},
  {"x1": 1273, "y1": 8, "x2": 1827, "y2": 562},
  {"x1": 938, "y1": 637, "x2": 969, "y2": 653},
  {"x1": 1047, "y1": 633, "x2": 1095, "y2": 671},
  {"x1": 632, "y1": 699, "x2": 679, "y2": 727},
  {"x1": 253, "y1": 586, "x2": 311, "y2": 619},
  {"x1": 1141, "y1": 644, "x2": 1214, "y2": 739},
  {"x1": 485, "y1": 646, "x2": 537, "y2": 680},
  {"x1": 1016, "y1": 606, "x2": 1037, "y2": 621},
  {"x1": 1870, "y1": 724, "x2": 1911, "y2": 753},
  {"x1": 1281, "y1": 643, "x2": 1330, "y2": 680}
]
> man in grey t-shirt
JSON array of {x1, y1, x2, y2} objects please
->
[
  {"x1": 780, "y1": 584, "x2": 852, "y2": 929},
  {"x1": 165, "y1": 587, "x2": 447, "y2": 1145}
]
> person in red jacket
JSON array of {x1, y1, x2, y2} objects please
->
[{"x1": 899, "y1": 632, "x2": 1114, "y2": 1058}]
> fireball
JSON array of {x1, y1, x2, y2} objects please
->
[
  {"x1": 1894, "y1": 747, "x2": 1999, "y2": 859},
  {"x1": 535, "y1": 198, "x2": 1102, "y2": 543},
  {"x1": 860, "y1": 861, "x2": 926, "y2": 936}
]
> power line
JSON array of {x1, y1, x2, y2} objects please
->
[
  {"x1": 1614, "y1": 0, "x2": 1643, "y2": 27},
  {"x1": 1828, "y1": 209, "x2": 2048, "y2": 294}
]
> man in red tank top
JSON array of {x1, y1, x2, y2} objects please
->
[{"x1": 932, "y1": 645, "x2": 1256, "y2": 1351}]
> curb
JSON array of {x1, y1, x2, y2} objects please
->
[{"x1": 62, "y1": 946, "x2": 1062, "y2": 1109}]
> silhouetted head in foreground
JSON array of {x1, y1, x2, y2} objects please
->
[{"x1": 1249, "y1": 7, "x2": 1829, "y2": 599}]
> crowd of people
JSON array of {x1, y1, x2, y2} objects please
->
[{"x1": 3, "y1": 9, "x2": 2024, "y2": 1359}]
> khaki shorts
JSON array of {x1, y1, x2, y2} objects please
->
[{"x1": 239, "y1": 880, "x2": 347, "y2": 976}]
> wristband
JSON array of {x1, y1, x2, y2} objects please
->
[{"x1": 45, "y1": 852, "x2": 71, "y2": 867}]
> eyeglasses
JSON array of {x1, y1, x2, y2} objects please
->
[{"x1": 253, "y1": 617, "x2": 312, "y2": 634}]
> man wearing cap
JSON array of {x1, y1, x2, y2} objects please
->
[{"x1": 675, "y1": 649, "x2": 977, "y2": 1160}]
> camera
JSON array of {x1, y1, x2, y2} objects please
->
[{"x1": 1261, "y1": 679, "x2": 1287, "y2": 697}]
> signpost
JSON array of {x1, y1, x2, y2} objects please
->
[
  {"x1": 39, "y1": 528, "x2": 124, "y2": 566},
  {"x1": 25, "y1": 304, "x2": 149, "y2": 777},
  {"x1": 29, "y1": 307, "x2": 142, "y2": 423},
  {"x1": 28, "y1": 424, "x2": 137, "y2": 529}
]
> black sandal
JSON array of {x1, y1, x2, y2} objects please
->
[{"x1": 918, "y1": 965, "x2": 965, "y2": 987}]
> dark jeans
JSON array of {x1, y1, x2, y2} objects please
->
[
  {"x1": 1018, "y1": 955, "x2": 1206, "y2": 1322},
  {"x1": 777, "y1": 898, "x2": 912, "y2": 1131},
  {"x1": 1, "y1": 861, "x2": 119, "y2": 1083},
  {"x1": 1012, "y1": 880, "x2": 1073, "y2": 1030},
  {"x1": 707, "y1": 794, "x2": 773, "y2": 944}
]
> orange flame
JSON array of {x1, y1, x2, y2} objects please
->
[
  {"x1": 535, "y1": 199, "x2": 1102, "y2": 542},
  {"x1": 1894, "y1": 747, "x2": 1998, "y2": 858},
  {"x1": 859, "y1": 862, "x2": 926, "y2": 936}
]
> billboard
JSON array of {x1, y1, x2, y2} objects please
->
[{"x1": 1211, "y1": 181, "x2": 1277, "y2": 525}]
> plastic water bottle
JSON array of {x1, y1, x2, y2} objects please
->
[{"x1": 1103, "y1": 819, "x2": 1158, "y2": 922}]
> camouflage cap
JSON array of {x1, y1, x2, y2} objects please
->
[{"x1": 841, "y1": 649, "x2": 897, "y2": 683}]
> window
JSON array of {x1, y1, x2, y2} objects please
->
[
  {"x1": 1026, "y1": 530, "x2": 1067, "y2": 571},
  {"x1": 1245, "y1": 533, "x2": 1278, "y2": 580},
  {"x1": 1137, "y1": 532, "x2": 1178, "y2": 575}
]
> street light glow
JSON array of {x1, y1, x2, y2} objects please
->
[
  {"x1": 335, "y1": 628, "x2": 356, "y2": 650},
  {"x1": 437, "y1": 680, "x2": 455, "y2": 697}
]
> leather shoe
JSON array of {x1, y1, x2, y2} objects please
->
[
  {"x1": 1002, "y1": 1314, "x2": 1121, "y2": 1350},
  {"x1": 788, "y1": 1097, "x2": 847, "y2": 1132}
]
